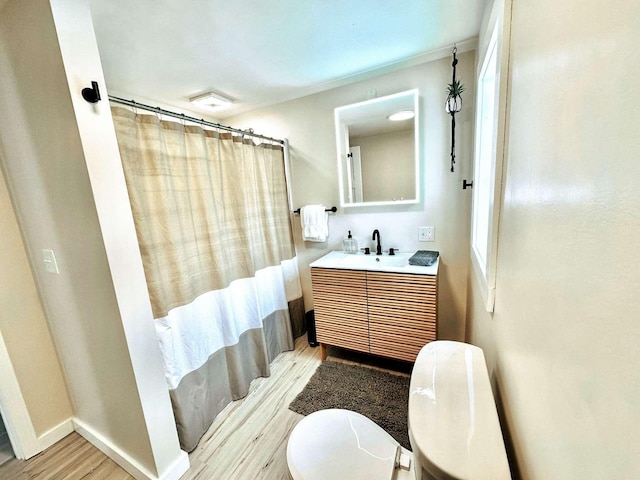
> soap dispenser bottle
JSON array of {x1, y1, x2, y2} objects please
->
[{"x1": 343, "y1": 230, "x2": 359, "y2": 254}]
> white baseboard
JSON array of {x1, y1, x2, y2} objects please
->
[
  {"x1": 73, "y1": 418, "x2": 189, "y2": 480},
  {"x1": 157, "y1": 449, "x2": 190, "y2": 480},
  {"x1": 73, "y1": 418, "x2": 155, "y2": 479},
  {"x1": 38, "y1": 418, "x2": 74, "y2": 451}
]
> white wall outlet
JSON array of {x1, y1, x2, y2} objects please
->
[
  {"x1": 42, "y1": 249, "x2": 59, "y2": 274},
  {"x1": 418, "y1": 226, "x2": 435, "y2": 242}
]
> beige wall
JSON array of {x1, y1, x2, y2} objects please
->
[
  {"x1": 352, "y1": 129, "x2": 414, "y2": 202},
  {"x1": 0, "y1": 165, "x2": 72, "y2": 437},
  {"x1": 229, "y1": 54, "x2": 476, "y2": 341},
  {"x1": 0, "y1": 0, "x2": 186, "y2": 477},
  {"x1": 466, "y1": 0, "x2": 640, "y2": 478}
]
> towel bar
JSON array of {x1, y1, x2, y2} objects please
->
[{"x1": 293, "y1": 206, "x2": 337, "y2": 214}]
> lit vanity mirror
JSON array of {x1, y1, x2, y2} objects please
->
[{"x1": 335, "y1": 89, "x2": 419, "y2": 207}]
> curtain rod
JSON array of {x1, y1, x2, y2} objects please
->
[{"x1": 108, "y1": 95, "x2": 285, "y2": 145}]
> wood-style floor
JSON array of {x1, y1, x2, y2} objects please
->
[
  {"x1": 0, "y1": 431, "x2": 133, "y2": 480},
  {"x1": 182, "y1": 335, "x2": 322, "y2": 480},
  {"x1": 0, "y1": 336, "x2": 409, "y2": 479}
]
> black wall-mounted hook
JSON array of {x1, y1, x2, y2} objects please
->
[
  {"x1": 81, "y1": 81, "x2": 101, "y2": 103},
  {"x1": 463, "y1": 179, "x2": 474, "y2": 190}
]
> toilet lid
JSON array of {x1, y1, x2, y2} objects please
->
[
  {"x1": 409, "y1": 341, "x2": 511, "y2": 480},
  {"x1": 287, "y1": 409, "x2": 399, "y2": 480}
]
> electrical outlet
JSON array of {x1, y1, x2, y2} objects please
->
[
  {"x1": 366, "y1": 89, "x2": 377, "y2": 99},
  {"x1": 418, "y1": 226, "x2": 435, "y2": 242},
  {"x1": 426, "y1": 226, "x2": 434, "y2": 241}
]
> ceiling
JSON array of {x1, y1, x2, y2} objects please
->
[{"x1": 89, "y1": 0, "x2": 487, "y2": 120}]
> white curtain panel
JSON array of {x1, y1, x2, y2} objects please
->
[
  {"x1": 156, "y1": 258, "x2": 302, "y2": 390},
  {"x1": 112, "y1": 106, "x2": 304, "y2": 451}
]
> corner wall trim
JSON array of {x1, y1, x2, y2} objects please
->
[
  {"x1": 157, "y1": 449, "x2": 190, "y2": 480},
  {"x1": 38, "y1": 418, "x2": 74, "y2": 451},
  {"x1": 73, "y1": 418, "x2": 156, "y2": 480},
  {"x1": 0, "y1": 331, "x2": 40, "y2": 460},
  {"x1": 72, "y1": 418, "x2": 189, "y2": 480}
]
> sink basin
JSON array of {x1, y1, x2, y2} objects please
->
[
  {"x1": 340, "y1": 252, "x2": 411, "y2": 268},
  {"x1": 309, "y1": 251, "x2": 439, "y2": 274}
]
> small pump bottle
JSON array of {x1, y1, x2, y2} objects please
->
[{"x1": 343, "y1": 230, "x2": 359, "y2": 254}]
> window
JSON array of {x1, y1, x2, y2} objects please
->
[{"x1": 471, "y1": 8, "x2": 509, "y2": 312}]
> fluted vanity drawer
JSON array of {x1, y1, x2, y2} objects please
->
[
  {"x1": 316, "y1": 330, "x2": 369, "y2": 353},
  {"x1": 368, "y1": 316, "x2": 436, "y2": 334},
  {"x1": 315, "y1": 317, "x2": 369, "y2": 352},
  {"x1": 370, "y1": 335, "x2": 435, "y2": 363},
  {"x1": 366, "y1": 271, "x2": 436, "y2": 288},
  {"x1": 370, "y1": 302, "x2": 436, "y2": 363},
  {"x1": 367, "y1": 271, "x2": 437, "y2": 318},
  {"x1": 368, "y1": 271, "x2": 437, "y2": 362},
  {"x1": 312, "y1": 268, "x2": 367, "y2": 288},
  {"x1": 367, "y1": 301, "x2": 436, "y2": 316},
  {"x1": 312, "y1": 268, "x2": 367, "y2": 318},
  {"x1": 367, "y1": 272, "x2": 436, "y2": 300},
  {"x1": 312, "y1": 267, "x2": 370, "y2": 355}
]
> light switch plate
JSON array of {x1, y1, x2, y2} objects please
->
[{"x1": 42, "y1": 249, "x2": 59, "y2": 274}]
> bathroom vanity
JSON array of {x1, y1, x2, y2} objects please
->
[{"x1": 310, "y1": 251, "x2": 438, "y2": 363}]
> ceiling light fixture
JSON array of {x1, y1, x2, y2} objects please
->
[
  {"x1": 189, "y1": 91, "x2": 234, "y2": 108},
  {"x1": 388, "y1": 110, "x2": 415, "y2": 121}
]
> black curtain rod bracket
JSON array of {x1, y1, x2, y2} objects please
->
[{"x1": 82, "y1": 81, "x2": 101, "y2": 103}]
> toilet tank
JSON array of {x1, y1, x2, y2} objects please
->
[{"x1": 408, "y1": 341, "x2": 511, "y2": 480}]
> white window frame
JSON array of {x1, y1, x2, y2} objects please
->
[{"x1": 470, "y1": 0, "x2": 511, "y2": 312}]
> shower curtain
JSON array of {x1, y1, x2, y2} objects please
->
[{"x1": 111, "y1": 107, "x2": 304, "y2": 452}]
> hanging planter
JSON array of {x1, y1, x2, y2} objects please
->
[
  {"x1": 445, "y1": 79, "x2": 465, "y2": 114},
  {"x1": 446, "y1": 47, "x2": 465, "y2": 172}
]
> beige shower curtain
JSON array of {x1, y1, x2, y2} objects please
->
[{"x1": 112, "y1": 107, "x2": 304, "y2": 451}]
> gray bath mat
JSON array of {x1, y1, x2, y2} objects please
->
[{"x1": 289, "y1": 361, "x2": 411, "y2": 449}]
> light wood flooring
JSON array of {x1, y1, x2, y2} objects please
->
[
  {"x1": 182, "y1": 335, "x2": 322, "y2": 479},
  {"x1": 0, "y1": 431, "x2": 133, "y2": 479},
  {"x1": 0, "y1": 336, "x2": 410, "y2": 479}
]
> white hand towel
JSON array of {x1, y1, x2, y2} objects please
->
[{"x1": 301, "y1": 205, "x2": 329, "y2": 242}]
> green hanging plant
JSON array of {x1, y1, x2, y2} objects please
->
[
  {"x1": 445, "y1": 80, "x2": 466, "y2": 115},
  {"x1": 446, "y1": 79, "x2": 466, "y2": 97}
]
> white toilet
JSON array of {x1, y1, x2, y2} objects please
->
[{"x1": 286, "y1": 341, "x2": 511, "y2": 480}]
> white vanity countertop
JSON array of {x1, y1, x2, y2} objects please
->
[{"x1": 310, "y1": 251, "x2": 439, "y2": 275}]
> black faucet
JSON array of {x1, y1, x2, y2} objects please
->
[{"x1": 372, "y1": 229, "x2": 382, "y2": 255}]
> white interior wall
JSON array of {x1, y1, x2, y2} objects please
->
[
  {"x1": 352, "y1": 129, "x2": 414, "y2": 202},
  {"x1": 466, "y1": 0, "x2": 640, "y2": 478},
  {"x1": 0, "y1": 0, "x2": 187, "y2": 478},
  {"x1": 0, "y1": 162, "x2": 73, "y2": 444},
  {"x1": 229, "y1": 54, "x2": 476, "y2": 341}
]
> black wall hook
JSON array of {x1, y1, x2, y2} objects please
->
[
  {"x1": 463, "y1": 179, "x2": 474, "y2": 190},
  {"x1": 82, "y1": 81, "x2": 101, "y2": 103}
]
